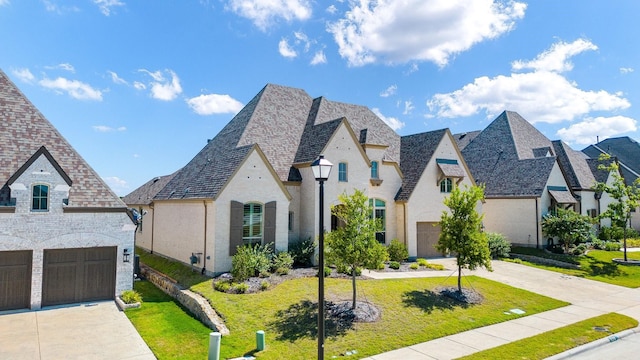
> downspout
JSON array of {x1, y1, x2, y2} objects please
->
[
  {"x1": 403, "y1": 202, "x2": 408, "y2": 249},
  {"x1": 535, "y1": 197, "x2": 540, "y2": 249},
  {"x1": 150, "y1": 203, "x2": 155, "y2": 254},
  {"x1": 202, "y1": 200, "x2": 208, "y2": 274}
]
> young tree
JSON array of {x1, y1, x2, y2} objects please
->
[
  {"x1": 437, "y1": 185, "x2": 492, "y2": 293},
  {"x1": 325, "y1": 189, "x2": 388, "y2": 309},
  {"x1": 593, "y1": 154, "x2": 640, "y2": 261},
  {"x1": 541, "y1": 208, "x2": 593, "y2": 254}
]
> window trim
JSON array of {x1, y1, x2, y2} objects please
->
[{"x1": 31, "y1": 184, "x2": 49, "y2": 212}]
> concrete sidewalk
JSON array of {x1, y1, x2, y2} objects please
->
[{"x1": 361, "y1": 258, "x2": 640, "y2": 360}]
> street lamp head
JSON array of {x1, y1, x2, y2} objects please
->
[{"x1": 311, "y1": 154, "x2": 333, "y2": 182}]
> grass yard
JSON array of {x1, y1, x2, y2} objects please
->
[
  {"x1": 135, "y1": 248, "x2": 210, "y2": 287},
  {"x1": 125, "y1": 281, "x2": 212, "y2": 359},
  {"x1": 191, "y1": 275, "x2": 568, "y2": 359},
  {"x1": 457, "y1": 313, "x2": 639, "y2": 360},
  {"x1": 510, "y1": 247, "x2": 640, "y2": 288}
]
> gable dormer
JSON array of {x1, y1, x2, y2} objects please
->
[{"x1": 7, "y1": 146, "x2": 72, "y2": 214}]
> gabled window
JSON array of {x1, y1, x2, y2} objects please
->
[
  {"x1": 338, "y1": 162, "x2": 348, "y2": 182},
  {"x1": 371, "y1": 161, "x2": 379, "y2": 179},
  {"x1": 243, "y1": 203, "x2": 263, "y2": 245},
  {"x1": 370, "y1": 198, "x2": 386, "y2": 244},
  {"x1": 440, "y1": 178, "x2": 453, "y2": 193},
  {"x1": 32, "y1": 184, "x2": 49, "y2": 211}
]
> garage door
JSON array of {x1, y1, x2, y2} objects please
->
[
  {"x1": 42, "y1": 247, "x2": 116, "y2": 307},
  {"x1": 417, "y1": 222, "x2": 442, "y2": 258},
  {"x1": 0, "y1": 250, "x2": 32, "y2": 311}
]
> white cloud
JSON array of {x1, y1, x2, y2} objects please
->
[
  {"x1": 139, "y1": 69, "x2": 182, "y2": 101},
  {"x1": 620, "y1": 67, "x2": 634, "y2": 74},
  {"x1": 39, "y1": 76, "x2": 103, "y2": 101},
  {"x1": 380, "y1": 84, "x2": 397, "y2": 97},
  {"x1": 93, "y1": 0, "x2": 125, "y2": 16},
  {"x1": 12, "y1": 68, "x2": 35, "y2": 83},
  {"x1": 93, "y1": 125, "x2": 127, "y2": 132},
  {"x1": 557, "y1": 116, "x2": 637, "y2": 145},
  {"x1": 227, "y1": 0, "x2": 312, "y2": 31},
  {"x1": 45, "y1": 63, "x2": 76, "y2": 72},
  {"x1": 427, "y1": 39, "x2": 630, "y2": 124},
  {"x1": 372, "y1": 108, "x2": 405, "y2": 131},
  {"x1": 310, "y1": 50, "x2": 327, "y2": 65},
  {"x1": 186, "y1": 93, "x2": 244, "y2": 115},
  {"x1": 42, "y1": 1, "x2": 80, "y2": 13},
  {"x1": 403, "y1": 100, "x2": 414, "y2": 115},
  {"x1": 326, "y1": 5, "x2": 337, "y2": 14},
  {"x1": 512, "y1": 39, "x2": 597, "y2": 73},
  {"x1": 104, "y1": 176, "x2": 128, "y2": 196},
  {"x1": 278, "y1": 38, "x2": 297, "y2": 58},
  {"x1": 133, "y1": 81, "x2": 146, "y2": 90},
  {"x1": 107, "y1": 71, "x2": 127, "y2": 85},
  {"x1": 0, "y1": 0, "x2": 9, "y2": 6},
  {"x1": 327, "y1": 0, "x2": 526, "y2": 67}
]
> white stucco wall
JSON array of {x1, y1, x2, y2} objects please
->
[
  {"x1": 132, "y1": 204, "x2": 153, "y2": 251},
  {"x1": 483, "y1": 197, "x2": 539, "y2": 247}
]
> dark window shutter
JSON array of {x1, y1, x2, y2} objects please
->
[
  {"x1": 229, "y1": 201, "x2": 244, "y2": 256},
  {"x1": 264, "y1": 201, "x2": 276, "y2": 246}
]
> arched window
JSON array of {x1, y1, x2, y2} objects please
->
[
  {"x1": 243, "y1": 203, "x2": 263, "y2": 245},
  {"x1": 32, "y1": 184, "x2": 49, "y2": 211},
  {"x1": 440, "y1": 178, "x2": 453, "y2": 193},
  {"x1": 370, "y1": 198, "x2": 386, "y2": 244}
]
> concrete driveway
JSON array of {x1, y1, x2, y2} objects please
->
[{"x1": 0, "y1": 301, "x2": 155, "y2": 360}]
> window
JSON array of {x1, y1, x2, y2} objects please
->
[
  {"x1": 243, "y1": 203, "x2": 263, "y2": 245},
  {"x1": 338, "y1": 162, "x2": 348, "y2": 182},
  {"x1": 370, "y1": 198, "x2": 386, "y2": 244},
  {"x1": 32, "y1": 184, "x2": 49, "y2": 211},
  {"x1": 288, "y1": 211, "x2": 294, "y2": 231},
  {"x1": 371, "y1": 161, "x2": 379, "y2": 179},
  {"x1": 440, "y1": 178, "x2": 453, "y2": 193}
]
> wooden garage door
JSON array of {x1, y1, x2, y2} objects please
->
[
  {"x1": 42, "y1": 247, "x2": 116, "y2": 307},
  {"x1": 0, "y1": 250, "x2": 32, "y2": 311},
  {"x1": 417, "y1": 222, "x2": 442, "y2": 258}
]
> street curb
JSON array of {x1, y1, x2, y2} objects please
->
[{"x1": 545, "y1": 326, "x2": 640, "y2": 360}]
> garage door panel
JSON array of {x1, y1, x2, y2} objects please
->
[
  {"x1": 0, "y1": 250, "x2": 32, "y2": 311},
  {"x1": 417, "y1": 222, "x2": 442, "y2": 258}
]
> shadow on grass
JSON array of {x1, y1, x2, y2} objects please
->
[
  {"x1": 269, "y1": 300, "x2": 354, "y2": 342},
  {"x1": 402, "y1": 289, "x2": 471, "y2": 314},
  {"x1": 583, "y1": 257, "x2": 623, "y2": 277}
]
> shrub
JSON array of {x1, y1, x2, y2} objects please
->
[
  {"x1": 260, "y1": 280, "x2": 270, "y2": 291},
  {"x1": 599, "y1": 226, "x2": 638, "y2": 241},
  {"x1": 409, "y1": 263, "x2": 419, "y2": 270},
  {"x1": 416, "y1": 258, "x2": 429, "y2": 267},
  {"x1": 605, "y1": 242, "x2": 622, "y2": 251},
  {"x1": 426, "y1": 263, "x2": 445, "y2": 270},
  {"x1": 376, "y1": 262, "x2": 386, "y2": 270},
  {"x1": 591, "y1": 238, "x2": 606, "y2": 250},
  {"x1": 336, "y1": 263, "x2": 361, "y2": 276},
  {"x1": 487, "y1": 232, "x2": 511, "y2": 259},
  {"x1": 571, "y1": 244, "x2": 588, "y2": 256},
  {"x1": 233, "y1": 282, "x2": 249, "y2": 294},
  {"x1": 121, "y1": 290, "x2": 142, "y2": 304},
  {"x1": 231, "y1": 243, "x2": 274, "y2": 282},
  {"x1": 387, "y1": 239, "x2": 409, "y2": 262},
  {"x1": 389, "y1": 261, "x2": 400, "y2": 270},
  {"x1": 275, "y1": 267, "x2": 289, "y2": 276},
  {"x1": 627, "y1": 238, "x2": 640, "y2": 247},
  {"x1": 272, "y1": 251, "x2": 294, "y2": 273},
  {"x1": 213, "y1": 281, "x2": 231, "y2": 293},
  {"x1": 317, "y1": 266, "x2": 331, "y2": 277},
  {"x1": 512, "y1": 258, "x2": 523, "y2": 264},
  {"x1": 289, "y1": 238, "x2": 315, "y2": 267}
]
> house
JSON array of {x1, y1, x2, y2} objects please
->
[
  {"x1": 0, "y1": 70, "x2": 135, "y2": 311},
  {"x1": 124, "y1": 84, "x2": 475, "y2": 274},
  {"x1": 458, "y1": 111, "x2": 577, "y2": 248}
]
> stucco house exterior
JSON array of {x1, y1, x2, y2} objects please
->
[
  {"x1": 0, "y1": 70, "x2": 135, "y2": 311},
  {"x1": 124, "y1": 84, "x2": 475, "y2": 274}
]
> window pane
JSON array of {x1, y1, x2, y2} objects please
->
[{"x1": 371, "y1": 161, "x2": 379, "y2": 179}]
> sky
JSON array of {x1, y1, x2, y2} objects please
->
[{"x1": 1, "y1": 0, "x2": 639, "y2": 196}]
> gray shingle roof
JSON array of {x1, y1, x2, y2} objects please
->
[
  {"x1": 583, "y1": 137, "x2": 640, "y2": 185},
  {"x1": 0, "y1": 69, "x2": 126, "y2": 208},
  {"x1": 153, "y1": 83, "x2": 400, "y2": 200},
  {"x1": 453, "y1": 130, "x2": 481, "y2": 150},
  {"x1": 552, "y1": 140, "x2": 596, "y2": 190},
  {"x1": 122, "y1": 173, "x2": 177, "y2": 205},
  {"x1": 461, "y1": 111, "x2": 557, "y2": 197},
  {"x1": 396, "y1": 129, "x2": 447, "y2": 201}
]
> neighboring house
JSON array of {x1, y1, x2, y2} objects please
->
[
  {"x1": 458, "y1": 111, "x2": 576, "y2": 248},
  {"x1": 0, "y1": 70, "x2": 135, "y2": 311},
  {"x1": 124, "y1": 84, "x2": 475, "y2": 274}
]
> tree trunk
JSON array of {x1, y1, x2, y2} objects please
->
[
  {"x1": 351, "y1": 267, "x2": 357, "y2": 309},
  {"x1": 457, "y1": 264, "x2": 462, "y2": 293},
  {"x1": 624, "y1": 214, "x2": 629, "y2": 262}
]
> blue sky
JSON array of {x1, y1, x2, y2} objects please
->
[{"x1": 1, "y1": 1, "x2": 638, "y2": 196}]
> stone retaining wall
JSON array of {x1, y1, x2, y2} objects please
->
[
  {"x1": 509, "y1": 253, "x2": 581, "y2": 269},
  {"x1": 140, "y1": 264, "x2": 230, "y2": 335}
]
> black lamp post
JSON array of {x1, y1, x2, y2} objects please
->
[{"x1": 311, "y1": 154, "x2": 332, "y2": 360}]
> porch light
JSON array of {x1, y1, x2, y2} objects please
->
[
  {"x1": 311, "y1": 155, "x2": 333, "y2": 182},
  {"x1": 123, "y1": 248, "x2": 131, "y2": 263}
]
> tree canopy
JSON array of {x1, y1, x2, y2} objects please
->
[{"x1": 541, "y1": 208, "x2": 592, "y2": 253}]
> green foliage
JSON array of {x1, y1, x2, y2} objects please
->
[
  {"x1": 272, "y1": 251, "x2": 294, "y2": 272},
  {"x1": 416, "y1": 258, "x2": 429, "y2": 267},
  {"x1": 409, "y1": 263, "x2": 419, "y2": 270},
  {"x1": 590, "y1": 238, "x2": 606, "y2": 250},
  {"x1": 437, "y1": 184, "x2": 492, "y2": 292},
  {"x1": 233, "y1": 282, "x2": 249, "y2": 294},
  {"x1": 231, "y1": 243, "x2": 274, "y2": 282},
  {"x1": 486, "y1": 232, "x2": 511, "y2": 259},
  {"x1": 288, "y1": 238, "x2": 316, "y2": 267},
  {"x1": 571, "y1": 244, "x2": 588, "y2": 256},
  {"x1": 213, "y1": 281, "x2": 231, "y2": 292},
  {"x1": 387, "y1": 239, "x2": 409, "y2": 262},
  {"x1": 426, "y1": 263, "x2": 445, "y2": 270},
  {"x1": 389, "y1": 261, "x2": 401, "y2": 269},
  {"x1": 605, "y1": 242, "x2": 621, "y2": 251},
  {"x1": 135, "y1": 248, "x2": 210, "y2": 288},
  {"x1": 542, "y1": 208, "x2": 593, "y2": 253},
  {"x1": 325, "y1": 189, "x2": 388, "y2": 308},
  {"x1": 317, "y1": 266, "x2": 332, "y2": 277},
  {"x1": 599, "y1": 226, "x2": 639, "y2": 240},
  {"x1": 121, "y1": 289, "x2": 142, "y2": 304},
  {"x1": 260, "y1": 280, "x2": 270, "y2": 291}
]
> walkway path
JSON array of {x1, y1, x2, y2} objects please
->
[{"x1": 361, "y1": 258, "x2": 640, "y2": 360}]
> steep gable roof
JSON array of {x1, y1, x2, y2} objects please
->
[
  {"x1": 0, "y1": 69, "x2": 125, "y2": 208},
  {"x1": 583, "y1": 137, "x2": 640, "y2": 185},
  {"x1": 396, "y1": 129, "x2": 447, "y2": 201},
  {"x1": 461, "y1": 111, "x2": 558, "y2": 197},
  {"x1": 552, "y1": 140, "x2": 596, "y2": 190},
  {"x1": 453, "y1": 130, "x2": 481, "y2": 151},
  {"x1": 122, "y1": 173, "x2": 177, "y2": 205}
]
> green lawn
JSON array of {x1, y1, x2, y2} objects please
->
[
  {"x1": 457, "y1": 313, "x2": 639, "y2": 360},
  {"x1": 135, "y1": 248, "x2": 210, "y2": 287},
  {"x1": 510, "y1": 248, "x2": 640, "y2": 288},
  {"x1": 125, "y1": 281, "x2": 212, "y2": 360},
  {"x1": 190, "y1": 276, "x2": 568, "y2": 359}
]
